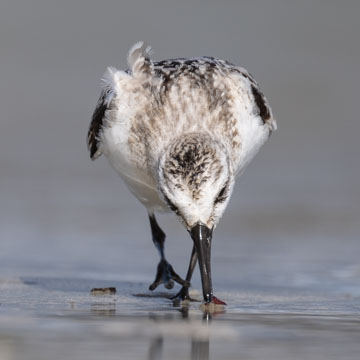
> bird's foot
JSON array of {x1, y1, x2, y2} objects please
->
[
  {"x1": 171, "y1": 286, "x2": 200, "y2": 306},
  {"x1": 149, "y1": 259, "x2": 189, "y2": 291},
  {"x1": 199, "y1": 296, "x2": 227, "y2": 313}
]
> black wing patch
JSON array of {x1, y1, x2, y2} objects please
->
[
  {"x1": 251, "y1": 84, "x2": 271, "y2": 124},
  {"x1": 87, "y1": 89, "x2": 112, "y2": 160},
  {"x1": 227, "y1": 65, "x2": 273, "y2": 126}
]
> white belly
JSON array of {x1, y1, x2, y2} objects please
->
[
  {"x1": 102, "y1": 124, "x2": 169, "y2": 213},
  {"x1": 116, "y1": 167, "x2": 169, "y2": 212}
]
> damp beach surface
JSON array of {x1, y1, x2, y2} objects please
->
[
  {"x1": 1, "y1": 240, "x2": 360, "y2": 360},
  {"x1": 0, "y1": 279, "x2": 360, "y2": 360}
]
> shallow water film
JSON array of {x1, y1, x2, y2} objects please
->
[{"x1": 1, "y1": 277, "x2": 360, "y2": 360}]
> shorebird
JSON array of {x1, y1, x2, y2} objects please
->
[{"x1": 87, "y1": 42, "x2": 276, "y2": 305}]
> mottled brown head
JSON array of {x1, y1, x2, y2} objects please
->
[{"x1": 158, "y1": 133, "x2": 234, "y2": 229}]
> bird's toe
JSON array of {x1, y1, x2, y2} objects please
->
[{"x1": 149, "y1": 259, "x2": 188, "y2": 291}]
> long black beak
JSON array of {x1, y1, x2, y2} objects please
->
[{"x1": 190, "y1": 223, "x2": 213, "y2": 303}]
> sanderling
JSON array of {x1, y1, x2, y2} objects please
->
[{"x1": 87, "y1": 42, "x2": 277, "y2": 305}]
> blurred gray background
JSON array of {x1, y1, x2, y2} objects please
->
[{"x1": 1, "y1": 0, "x2": 359, "y2": 292}]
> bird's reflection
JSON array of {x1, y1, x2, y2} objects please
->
[
  {"x1": 148, "y1": 333, "x2": 209, "y2": 360},
  {"x1": 190, "y1": 337, "x2": 209, "y2": 360},
  {"x1": 148, "y1": 336, "x2": 164, "y2": 360},
  {"x1": 147, "y1": 305, "x2": 224, "y2": 360},
  {"x1": 89, "y1": 300, "x2": 224, "y2": 360}
]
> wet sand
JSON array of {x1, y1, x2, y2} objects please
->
[{"x1": 1, "y1": 277, "x2": 360, "y2": 360}]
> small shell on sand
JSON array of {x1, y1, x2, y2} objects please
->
[{"x1": 90, "y1": 287, "x2": 117, "y2": 295}]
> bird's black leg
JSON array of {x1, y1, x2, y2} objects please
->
[
  {"x1": 148, "y1": 213, "x2": 189, "y2": 291},
  {"x1": 172, "y1": 245, "x2": 198, "y2": 304}
]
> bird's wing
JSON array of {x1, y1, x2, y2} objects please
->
[
  {"x1": 87, "y1": 86, "x2": 115, "y2": 160},
  {"x1": 230, "y1": 65, "x2": 277, "y2": 132},
  {"x1": 88, "y1": 42, "x2": 153, "y2": 161}
]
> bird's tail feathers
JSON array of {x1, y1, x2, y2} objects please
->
[
  {"x1": 127, "y1": 41, "x2": 153, "y2": 76},
  {"x1": 101, "y1": 66, "x2": 118, "y2": 87}
]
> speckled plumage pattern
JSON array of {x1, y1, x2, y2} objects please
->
[{"x1": 88, "y1": 42, "x2": 276, "y2": 229}]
